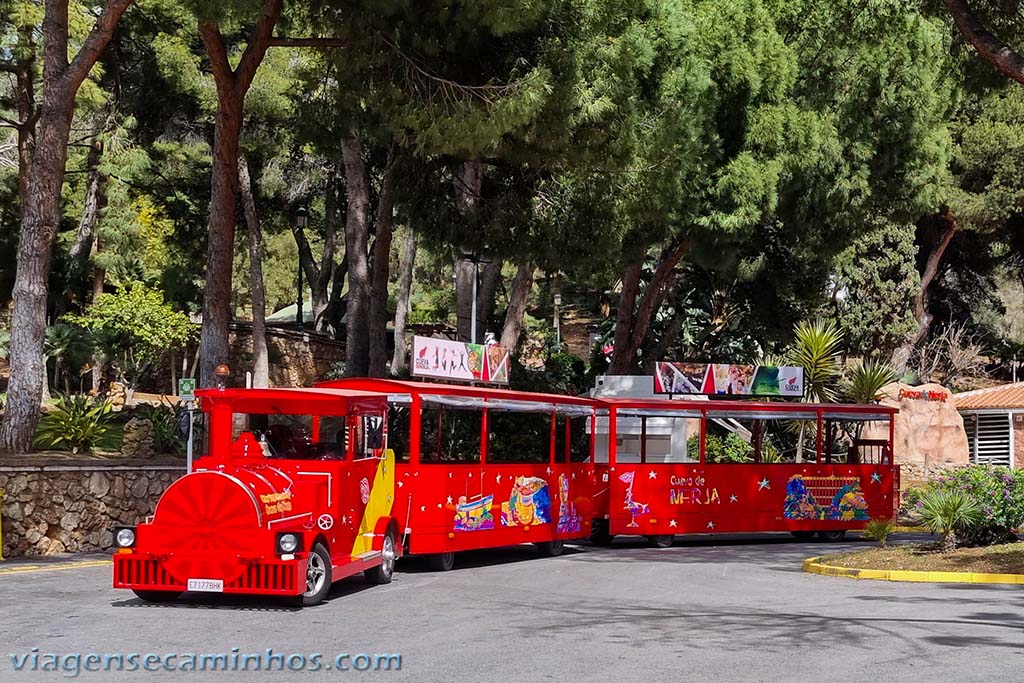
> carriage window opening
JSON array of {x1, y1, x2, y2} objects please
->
[
  {"x1": 569, "y1": 416, "x2": 591, "y2": 463},
  {"x1": 420, "y1": 406, "x2": 481, "y2": 463},
  {"x1": 387, "y1": 404, "x2": 411, "y2": 462},
  {"x1": 700, "y1": 416, "x2": 817, "y2": 464},
  {"x1": 825, "y1": 419, "x2": 891, "y2": 464},
  {"x1": 487, "y1": 410, "x2": 552, "y2": 463},
  {"x1": 615, "y1": 415, "x2": 697, "y2": 464},
  {"x1": 231, "y1": 413, "x2": 347, "y2": 460},
  {"x1": 354, "y1": 414, "x2": 384, "y2": 459}
]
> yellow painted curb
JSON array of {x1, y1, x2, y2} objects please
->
[
  {"x1": 0, "y1": 559, "x2": 111, "y2": 576},
  {"x1": 802, "y1": 556, "x2": 1024, "y2": 584}
]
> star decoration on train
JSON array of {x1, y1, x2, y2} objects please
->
[
  {"x1": 729, "y1": 495, "x2": 738, "y2": 503},
  {"x1": 397, "y1": 481, "x2": 404, "y2": 488},
  {"x1": 648, "y1": 471, "x2": 657, "y2": 479},
  {"x1": 707, "y1": 521, "x2": 715, "y2": 529},
  {"x1": 758, "y1": 478, "x2": 771, "y2": 491},
  {"x1": 420, "y1": 506, "x2": 426, "y2": 512},
  {"x1": 669, "y1": 520, "x2": 678, "y2": 528},
  {"x1": 446, "y1": 496, "x2": 453, "y2": 505},
  {"x1": 546, "y1": 467, "x2": 553, "y2": 475},
  {"x1": 871, "y1": 472, "x2": 882, "y2": 484},
  {"x1": 571, "y1": 473, "x2": 576, "y2": 480},
  {"x1": 496, "y1": 475, "x2": 502, "y2": 484}
]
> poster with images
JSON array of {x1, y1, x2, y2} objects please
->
[
  {"x1": 411, "y1": 336, "x2": 510, "y2": 384},
  {"x1": 654, "y1": 362, "x2": 803, "y2": 397}
]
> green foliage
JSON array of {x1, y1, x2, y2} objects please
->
[
  {"x1": 862, "y1": 518, "x2": 895, "y2": 547},
  {"x1": 842, "y1": 359, "x2": 899, "y2": 405},
  {"x1": 34, "y1": 395, "x2": 114, "y2": 454},
  {"x1": 915, "y1": 488, "x2": 984, "y2": 552},
  {"x1": 787, "y1": 319, "x2": 844, "y2": 402},
  {"x1": 688, "y1": 433, "x2": 753, "y2": 464},
  {"x1": 131, "y1": 401, "x2": 184, "y2": 454},
  {"x1": 908, "y1": 466, "x2": 1024, "y2": 547}
]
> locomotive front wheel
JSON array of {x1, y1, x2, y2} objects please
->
[
  {"x1": 647, "y1": 535, "x2": 675, "y2": 548},
  {"x1": 535, "y1": 539, "x2": 565, "y2": 557},
  {"x1": 790, "y1": 531, "x2": 816, "y2": 540},
  {"x1": 365, "y1": 531, "x2": 397, "y2": 585},
  {"x1": 590, "y1": 520, "x2": 615, "y2": 547},
  {"x1": 132, "y1": 590, "x2": 182, "y2": 603},
  {"x1": 818, "y1": 530, "x2": 847, "y2": 542},
  {"x1": 429, "y1": 551, "x2": 455, "y2": 571},
  {"x1": 298, "y1": 543, "x2": 332, "y2": 606}
]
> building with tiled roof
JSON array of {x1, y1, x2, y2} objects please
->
[{"x1": 954, "y1": 383, "x2": 1024, "y2": 468}]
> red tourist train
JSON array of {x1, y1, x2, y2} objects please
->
[{"x1": 112, "y1": 379, "x2": 897, "y2": 606}]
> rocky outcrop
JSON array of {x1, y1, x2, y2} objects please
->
[
  {"x1": 0, "y1": 463, "x2": 183, "y2": 558},
  {"x1": 120, "y1": 418, "x2": 156, "y2": 459}
]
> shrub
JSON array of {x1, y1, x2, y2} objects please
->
[
  {"x1": 905, "y1": 466, "x2": 1024, "y2": 545},
  {"x1": 35, "y1": 395, "x2": 114, "y2": 454},
  {"x1": 688, "y1": 433, "x2": 753, "y2": 463},
  {"x1": 915, "y1": 489, "x2": 984, "y2": 552},
  {"x1": 131, "y1": 401, "x2": 184, "y2": 454},
  {"x1": 862, "y1": 518, "x2": 895, "y2": 547}
]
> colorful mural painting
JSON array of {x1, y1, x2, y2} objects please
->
[
  {"x1": 782, "y1": 475, "x2": 869, "y2": 521},
  {"x1": 501, "y1": 477, "x2": 551, "y2": 527},
  {"x1": 453, "y1": 494, "x2": 495, "y2": 532},
  {"x1": 619, "y1": 471, "x2": 649, "y2": 527},
  {"x1": 556, "y1": 474, "x2": 582, "y2": 534}
]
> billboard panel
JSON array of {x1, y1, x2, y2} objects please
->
[
  {"x1": 411, "y1": 336, "x2": 510, "y2": 384},
  {"x1": 654, "y1": 362, "x2": 803, "y2": 397}
]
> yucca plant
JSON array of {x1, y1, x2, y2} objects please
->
[
  {"x1": 35, "y1": 395, "x2": 114, "y2": 454},
  {"x1": 843, "y1": 358, "x2": 899, "y2": 405},
  {"x1": 916, "y1": 489, "x2": 984, "y2": 552},
  {"x1": 862, "y1": 518, "x2": 895, "y2": 547},
  {"x1": 787, "y1": 319, "x2": 844, "y2": 461}
]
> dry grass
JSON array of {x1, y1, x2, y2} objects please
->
[{"x1": 825, "y1": 543, "x2": 1024, "y2": 574}]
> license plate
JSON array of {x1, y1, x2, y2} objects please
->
[{"x1": 187, "y1": 578, "x2": 224, "y2": 593}]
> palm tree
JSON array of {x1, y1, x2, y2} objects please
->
[
  {"x1": 787, "y1": 319, "x2": 844, "y2": 462},
  {"x1": 44, "y1": 324, "x2": 94, "y2": 395},
  {"x1": 842, "y1": 358, "x2": 898, "y2": 405}
]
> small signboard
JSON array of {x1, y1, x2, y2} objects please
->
[
  {"x1": 654, "y1": 362, "x2": 804, "y2": 397},
  {"x1": 178, "y1": 377, "x2": 196, "y2": 402},
  {"x1": 411, "y1": 336, "x2": 510, "y2": 384}
]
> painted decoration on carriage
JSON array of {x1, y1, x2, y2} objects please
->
[
  {"x1": 782, "y1": 475, "x2": 869, "y2": 521},
  {"x1": 452, "y1": 494, "x2": 495, "y2": 532},
  {"x1": 556, "y1": 474, "x2": 582, "y2": 534},
  {"x1": 500, "y1": 476, "x2": 551, "y2": 526},
  {"x1": 619, "y1": 471, "x2": 649, "y2": 527}
]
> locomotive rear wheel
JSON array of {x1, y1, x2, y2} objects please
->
[
  {"x1": 298, "y1": 543, "x2": 332, "y2": 606},
  {"x1": 535, "y1": 539, "x2": 565, "y2": 557},
  {"x1": 132, "y1": 590, "x2": 182, "y2": 603},
  {"x1": 818, "y1": 530, "x2": 847, "y2": 542},
  {"x1": 429, "y1": 551, "x2": 455, "y2": 571},
  {"x1": 365, "y1": 531, "x2": 397, "y2": 585},
  {"x1": 647, "y1": 535, "x2": 675, "y2": 548},
  {"x1": 790, "y1": 531, "x2": 816, "y2": 540}
]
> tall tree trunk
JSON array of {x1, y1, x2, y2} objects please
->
[
  {"x1": 0, "y1": 0, "x2": 135, "y2": 454},
  {"x1": 239, "y1": 155, "x2": 269, "y2": 388},
  {"x1": 391, "y1": 229, "x2": 417, "y2": 374},
  {"x1": 453, "y1": 160, "x2": 483, "y2": 342},
  {"x1": 292, "y1": 163, "x2": 339, "y2": 333},
  {"x1": 195, "y1": 0, "x2": 283, "y2": 388},
  {"x1": 608, "y1": 262, "x2": 642, "y2": 374},
  {"x1": 500, "y1": 261, "x2": 534, "y2": 351},
  {"x1": 323, "y1": 252, "x2": 348, "y2": 339},
  {"x1": 475, "y1": 259, "x2": 502, "y2": 342},
  {"x1": 341, "y1": 137, "x2": 372, "y2": 377},
  {"x1": 12, "y1": 26, "x2": 36, "y2": 211},
  {"x1": 944, "y1": 0, "x2": 1024, "y2": 86},
  {"x1": 69, "y1": 136, "x2": 106, "y2": 264},
  {"x1": 893, "y1": 210, "x2": 958, "y2": 369},
  {"x1": 368, "y1": 157, "x2": 396, "y2": 377}
]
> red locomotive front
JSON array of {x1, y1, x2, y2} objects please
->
[{"x1": 113, "y1": 388, "x2": 401, "y2": 606}]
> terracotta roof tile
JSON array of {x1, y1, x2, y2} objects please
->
[{"x1": 954, "y1": 383, "x2": 1024, "y2": 410}]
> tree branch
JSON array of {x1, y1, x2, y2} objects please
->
[
  {"x1": 234, "y1": 0, "x2": 284, "y2": 93},
  {"x1": 197, "y1": 22, "x2": 235, "y2": 102},
  {"x1": 268, "y1": 37, "x2": 347, "y2": 48},
  {"x1": 945, "y1": 0, "x2": 1024, "y2": 85},
  {"x1": 63, "y1": 0, "x2": 135, "y2": 93}
]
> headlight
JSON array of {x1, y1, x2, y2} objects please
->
[
  {"x1": 115, "y1": 527, "x2": 136, "y2": 548},
  {"x1": 276, "y1": 533, "x2": 300, "y2": 554}
]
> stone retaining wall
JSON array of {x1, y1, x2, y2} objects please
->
[{"x1": 0, "y1": 459, "x2": 185, "y2": 558}]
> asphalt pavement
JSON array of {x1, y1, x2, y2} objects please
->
[{"x1": 0, "y1": 533, "x2": 1021, "y2": 682}]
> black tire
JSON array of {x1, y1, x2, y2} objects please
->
[
  {"x1": 132, "y1": 590, "x2": 182, "y2": 603},
  {"x1": 429, "y1": 551, "x2": 455, "y2": 571},
  {"x1": 647, "y1": 535, "x2": 675, "y2": 548},
  {"x1": 590, "y1": 520, "x2": 615, "y2": 547},
  {"x1": 790, "y1": 531, "x2": 816, "y2": 540},
  {"x1": 298, "y1": 543, "x2": 332, "y2": 606},
  {"x1": 818, "y1": 530, "x2": 847, "y2": 542},
  {"x1": 365, "y1": 530, "x2": 397, "y2": 585},
  {"x1": 535, "y1": 539, "x2": 565, "y2": 557}
]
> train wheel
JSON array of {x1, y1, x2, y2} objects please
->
[
  {"x1": 590, "y1": 520, "x2": 615, "y2": 547},
  {"x1": 647, "y1": 535, "x2": 675, "y2": 548},
  {"x1": 429, "y1": 551, "x2": 455, "y2": 571},
  {"x1": 132, "y1": 590, "x2": 182, "y2": 603},
  {"x1": 818, "y1": 530, "x2": 847, "y2": 542},
  {"x1": 790, "y1": 531, "x2": 816, "y2": 540},
  {"x1": 536, "y1": 540, "x2": 565, "y2": 557},
  {"x1": 299, "y1": 543, "x2": 332, "y2": 606},
  {"x1": 365, "y1": 531, "x2": 397, "y2": 585}
]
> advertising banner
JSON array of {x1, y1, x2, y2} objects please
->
[
  {"x1": 411, "y1": 336, "x2": 510, "y2": 384},
  {"x1": 654, "y1": 362, "x2": 803, "y2": 397}
]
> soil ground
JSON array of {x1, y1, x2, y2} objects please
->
[{"x1": 825, "y1": 541, "x2": 1024, "y2": 574}]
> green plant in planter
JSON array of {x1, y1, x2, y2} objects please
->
[
  {"x1": 916, "y1": 489, "x2": 984, "y2": 552},
  {"x1": 862, "y1": 518, "x2": 895, "y2": 547},
  {"x1": 131, "y1": 400, "x2": 184, "y2": 454},
  {"x1": 35, "y1": 395, "x2": 114, "y2": 454}
]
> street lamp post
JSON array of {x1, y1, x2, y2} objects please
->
[
  {"x1": 295, "y1": 206, "x2": 308, "y2": 328},
  {"x1": 554, "y1": 293, "x2": 562, "y2": 346}
]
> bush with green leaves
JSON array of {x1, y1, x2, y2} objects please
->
[
  {"x1": 35, "y1": 395, "x2": 115, "y2": 454},
  {"x1": 862, "y1": 518, "x2": 895, "y2": 547},
  {"x1": 906, "y1": 466, "x2": 1024, "y2": 546},
  {"x1": 131, "y1": 401, "x2": 184, "y2": 454},
  {"x1": 687, "y1": 433, "x2": 754, "y2": 464},
  {"x1": 915, "y1": 489, "x2": 985, "y2": 552}
]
